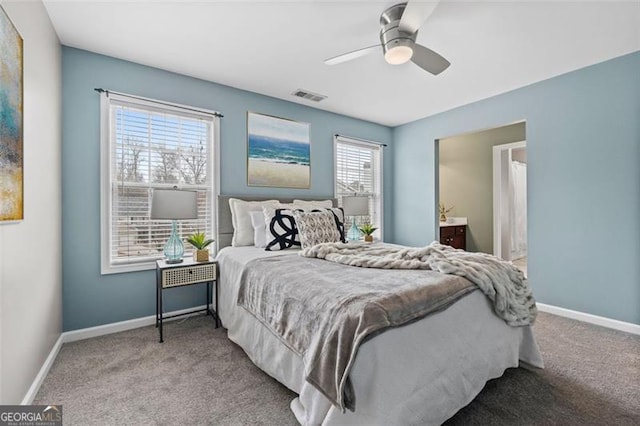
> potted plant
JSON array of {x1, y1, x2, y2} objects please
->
[
  {"x1": 358, "y1": 223, "x2": 378, "y2": 243},
  {"x1": 439, "y1": 203, "x2": 454, "y2": 222},
  {"x1": 186, "y1": 232, "x2": 214, "y2": 262}
]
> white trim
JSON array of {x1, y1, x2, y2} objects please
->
[
  {"x1": 333, "y1": 136, "x2": 338, "y2": 191},
  {"x1": 212, "y1": 116, "x2": 221, "y2": 257},
  {"x1": 537, "y1": 303, "x2": 640, "y2": 335},
  {"x1": 63, "y1": 305, "x2": 208, "y2": 343},
  {"x1": 99, "y1": 91, "x2": 220, "y2": 275},
  {"x1": 492, "y1": 140, "x2": 527, "y2": 151},
  {"x1": 492, "y1": 146, "x2": 502, "y2": 257},
  {"x1": 21, "y1": 335, "x2": 63, "y2": 405},
  {"x1": 22, "y1": 301, "x2": 639, "y2": 405},
  {"x1": 104, "y1": 90, "x2": 222, "y2": 119},
  {"x1": 21, "y1": 305, "x2": 211, "y2": 403},
  {"x1": 492, "y1": 140, "x2": 526, "y2": 259},
  {"x1": 334, "y1": 134, "x2": 387, "y2": 147},
  {"x1": 103, "y1": 260, "x2": 156, "y2": 274},
  {"x1": 99, "y1": 93, "x2": 111, "y2": 275},
  {"x1": 377, "y1": 146, "x2": 385, "y2": 241},
  {"x1": 333, "y1": 135, "x2": 385, "y2": 240}
]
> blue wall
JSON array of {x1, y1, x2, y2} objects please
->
[
  {"x1": 393, "y1": 52, "x2": 640, "y2": 325},
  {"x1": 62, "y1": 47, "x2": 392, "y2": 331},
  {"x1": 63, "y1": 47, "x2": 639, "y2": 330}
]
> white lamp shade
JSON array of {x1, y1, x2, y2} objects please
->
[
  {"x1": 341, "y1": 196, "x2": 369, "y2": 216},
  {"x1": 150, "y1": 189, "x2": 198, "y2": 220}
]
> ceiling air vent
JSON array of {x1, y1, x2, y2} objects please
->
[{"x1": 292, "y1": 89, "x2": 327, "y2": 102}]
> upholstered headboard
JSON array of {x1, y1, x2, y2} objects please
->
[{"x1": 217, "y1": 195, "x2": 338, "y2": 251}]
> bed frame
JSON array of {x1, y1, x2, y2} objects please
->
[{"x1": 216, "y1": 195, "x2": 338, "y2": 250}]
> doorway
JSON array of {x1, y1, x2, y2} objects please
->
[
  {"x1": 493, "y1": 141, "x2": 527, "y2": 275},
  {"x1": 437, "y1": 121, "x2": 526, "y2": 258}
]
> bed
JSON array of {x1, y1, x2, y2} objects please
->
[{"x1": 215, "y1": 195, "x2": 544, "y2": 425}]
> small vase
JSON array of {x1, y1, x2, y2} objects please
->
[
  {"x1": 193, "y1": 249, "x2": 209, "y2": 262},
  {"x1": 440, "y1": 213, "x2": 447, "y2": 222},
  {"x1": 364, "y1": 235, "x2": 373, "y2": 243}
]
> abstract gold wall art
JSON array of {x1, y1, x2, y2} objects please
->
[{"x1": 0, "y1": 5, "x2": 23, "y2": 221}]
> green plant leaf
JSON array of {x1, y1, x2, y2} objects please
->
[
  {"x1": 358, "y1": 223, "x2": 378, "y2": 235},
  {"x1": 186, "y1": 232, "x2": 214, "y2": 249}
]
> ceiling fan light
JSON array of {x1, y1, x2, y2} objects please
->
[{"x1": 384, "y1": 45, "x2": 413, "y2": 65}]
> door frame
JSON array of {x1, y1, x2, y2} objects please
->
[{"x1": 492, "y1": 140, "x2": 526, "y2": 260}]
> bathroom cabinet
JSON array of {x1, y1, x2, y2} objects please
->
[{"x1": 440, "y1": 224, "x2": 466, "y2": 250}]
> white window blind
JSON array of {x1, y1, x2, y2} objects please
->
[
  {"x1": 100, "y1": 92, "x2": 219, "y2": 274},
  {"x1": 334, "y1": 136, "x2": 383, "y2": 238}
]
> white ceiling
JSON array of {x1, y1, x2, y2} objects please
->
[{"x1": 43, "y1": 0, "x2": 639, "y2": 127}]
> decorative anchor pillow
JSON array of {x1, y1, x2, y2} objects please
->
[
  {"x1": 293, "y1": 210, "x2": 343, "y2": 249},
  {"x1": 263, "y1": 207, "x2": 346, "y2": 251}
]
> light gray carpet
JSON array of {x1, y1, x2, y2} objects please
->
[{"x1": 35, "y1": 312, "x2": 640, "y2": 425}]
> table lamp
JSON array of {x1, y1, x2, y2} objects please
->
[
  {"x1": 150, "y1": 188, "x2": 198, "y2": 263},
  {"x1": 341, "y1": 195, "x2": 369, "y2": 241}
]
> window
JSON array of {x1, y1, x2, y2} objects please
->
[
  {"x1": 334, "y1": 135, "x2": 383, "y2": 239},
  {"x1": 100, "y1": 92, "x2": 219, "y2": 274}
]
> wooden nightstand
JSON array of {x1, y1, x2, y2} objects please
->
[{"x1": 155, "y1": 257, "x2": 219, "y2": 343}]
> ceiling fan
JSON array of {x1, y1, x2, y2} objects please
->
[{"x1": 324, "y1": 1, "x2": 450, "y2": 75}]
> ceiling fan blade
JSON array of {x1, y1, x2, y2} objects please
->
[
  {"x1": 411, "y1": 44, "x2": 450, "y2": 75},
  {"x1": 324, "y1": 45, "x2": 380, "y2": 66},
  {"x1": 399, "y1": 0, "x2": 441, "y2": 34}
]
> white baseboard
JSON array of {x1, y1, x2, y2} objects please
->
[
  {"x1": 537, "y1": 303, "x2": 640, "y2": 335},
  {"x1": 24, "y1": 302, "x2": 637, "y2": 404},
  {"x1": 21, "y1": 335, "x2": 64, "y2": 405},
  {"x1": 23, "y1": 305, "x2": 210, "y2": 403},
  {"x1": 63, "y1": 304, "x2": 207, "y2": 343}
]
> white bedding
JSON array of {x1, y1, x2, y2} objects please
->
[{"x1": 217, "y1": 246, "x2": 544, "y2": 425}]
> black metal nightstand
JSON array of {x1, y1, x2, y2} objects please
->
[{"x1": 155, "y1": 257, "x2": 219, "y2": 343}]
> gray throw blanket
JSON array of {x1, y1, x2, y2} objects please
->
[
  {"x1": 301, "y1": 241, "x2": 537, "y2": 326},
  {"x1": 237, "y1": 253, "x2": 478, "y2": 411}
]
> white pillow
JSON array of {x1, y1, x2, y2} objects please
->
[
  {"x1": 293, "y1": 199, "x2": 333, "y2": 209},
  {"x1": 229, "y1": 198, "x2": 278, "y2": 246},
  {"x1": 249, "y1": 211, "x2": 267, "y2": 248}
]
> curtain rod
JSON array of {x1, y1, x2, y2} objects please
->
[
  {"x1": 334, "y1": 134, "x2": 387, "y2": 147},
  {"x1": 94, "y1": 88, "x2": 223, "y2": 118}
]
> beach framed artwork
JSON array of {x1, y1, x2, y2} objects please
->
[
  {"x1": 0, "y1": 5, "x2": 23, "y2": 222},
  {"x1": 247, "y1": 112, "x2": 310, "y2": 189}
]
